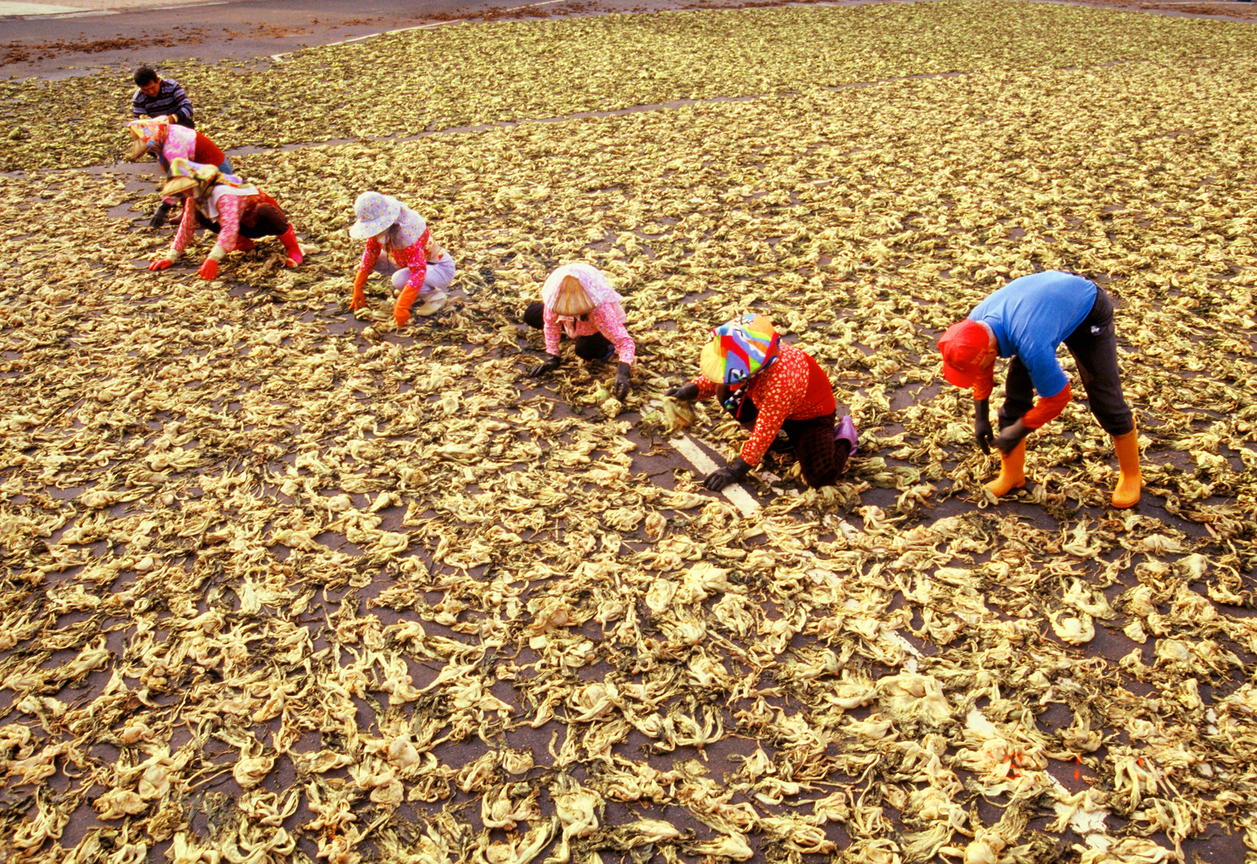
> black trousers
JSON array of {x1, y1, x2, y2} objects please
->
[
  {"x1": 523, "y1": 301, "x2": 613, "y2": 361},
  {"x1": 720, "y1": 398, "x2": 849, "y2": 488},
  {"x1": 998, "y1": 285, "x2": 1134, "y2": 436},
  {"x1": 781, "y1": 413, "x2": 849, "y2": 488}
]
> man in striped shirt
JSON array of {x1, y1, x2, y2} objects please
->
[{"x1": 131, "y1": 66, "x2": 194, "y2": 129}]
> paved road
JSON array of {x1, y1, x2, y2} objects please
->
[{"x1": 1, "y1": 0, "x2": 732, "y2": 79}]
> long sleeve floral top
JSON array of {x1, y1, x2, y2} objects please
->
[
  {"x1": 356, "y1": 205, "x2": 444, "y2": 297},
  {"x1": 542, "y1": 304, "x2": 636, "y2": 365},
  {"x1": 169, "y1": 189, "x2": 256, "y2": 258}
]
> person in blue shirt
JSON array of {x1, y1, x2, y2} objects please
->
[{"x1": 938, "y1": 271, "x2": 1141, "y2": 509}]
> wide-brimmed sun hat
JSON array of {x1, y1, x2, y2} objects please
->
[
  {"x1": 700, "y1": 313, "x2": 780, "y2": 388},
  {"x1": 348, "y1": 192, "x2": 404, "y2": 241}
]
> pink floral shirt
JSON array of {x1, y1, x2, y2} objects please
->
[
  {"x1": 543, "y1": 304, "x2": 636, "y2": 366},
  {"x1": 357, "y1": 229, "x2": 445, "y2": 296},
  {"x1": 162, "y1": 124, "x2": 197, "y2": 164},
  {"x1": 170, "y1": 193, "x2": 246, "y2": 257}
]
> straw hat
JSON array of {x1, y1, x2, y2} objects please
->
[
  {"x1": 548, "y1": 274, "x2": 596, "y2": 317},
  {"x1": 699, "y1": 340, "x2": 723, "y2": 384},
  {"x1": 160, "y1": 158, "x2": 222, "y2": 198},
  {"x1": 160, "y1": 175, "x2": 200, "y2": 197}
]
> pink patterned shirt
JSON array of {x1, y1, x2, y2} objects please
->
[
  {"x1": 357, "y1": 229, "x2": 445, "y2": 296},
  {"x1": 163, "y1": 124, "x2": 197, "y2": 163},
  {"x1": 543, "y1": 303, "x2": 636, "y2": 366},
  {"x1": 170, "y1": 193, "x2": 245, "y2": 257}
]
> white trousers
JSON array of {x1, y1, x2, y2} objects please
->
[{"x1": 392, "y1": 256, "x2": 456, "y2": 294}]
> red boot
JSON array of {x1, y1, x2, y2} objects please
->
[{"x1": 278, "y1": 226, "x2": 302, "y2": 266}]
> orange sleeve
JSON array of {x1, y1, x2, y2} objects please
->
[
  {"x1": 1021, "y1": 381, "x2": 1073, "y2": 429},
  {"x1": 972, "y1": 367, "x2": 995, "y2": 403},
  {"x1": 694, "y1": 376, "x2": 720, "y2": 401}
]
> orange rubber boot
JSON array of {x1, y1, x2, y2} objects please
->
[
  {"x1": 985, "y1": 439, "x2": 1026, "y2": 498},
  {"x1": 1111, "y1": 429, "x2": 1142, "y2": 509}
]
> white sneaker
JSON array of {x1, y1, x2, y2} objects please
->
[{"x1": 415, "y1": 290, "x2": 447, "y2": 317}]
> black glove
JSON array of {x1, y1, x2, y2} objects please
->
[
  {"x1": 612, "y1": 362, "x2": 631, "y2": 400},
  {"x1": 975, "y1": 399, "x2": 993, "y2": 455},
  {"x1": 148, "y1": 201, "x2": 172, "y2": 229},
  {"x1": 993, "y1": 419, "x2": 1030, "y2": 456},
  {"x1": 705, "y1": 457, "x2": 750, "y2": 492},
  {"x1": 665, "y1": 381, "x2": 700, "y2": 401},
  {"x1": 529, "y1": 353, "x2": 562, "y2": 378}
]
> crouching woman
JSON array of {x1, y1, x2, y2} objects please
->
[
  {"x1": 667, "y1": 314, "x2": 858, "y2": 491},
  {"x1": 148, "y1": 158, "x2": 302, "y2": 279}
]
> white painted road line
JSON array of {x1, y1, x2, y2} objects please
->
[
  {"x1": 502, "y1": 0, "x2": 569, "y2": 9},
  {"x1": 148, "y1": 0, "x2": 225, "y2": 8},
  {"x1": 275, "y1": 17, "x2": 467, "y2": 60},
  {"x1": 10, "y1": 3, "x2": 97, "y2": 16},
  {"x1": 669, "y1": 434, "x2": 761, "y2": 518}
]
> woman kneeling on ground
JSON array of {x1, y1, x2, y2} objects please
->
[
  {"x1": 524, "y1": 262, "x2": 635, "y2": 401},
  {"x1": 348, "y1": 192, "x2": 455, "y2": 326},
  {"x1": 147, "y1": 158, "x2": 302, "y2": 279},
  {"x1": 126, "y1": 118, "x2": 234, "y2": 228},
  {"x1": 666, "y1": 314, "x2": 858, "y2": 491}
]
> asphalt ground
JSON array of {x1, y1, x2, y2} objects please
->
[{"x1": 1, "y1": 0, "x2": 846, "y2": 79}]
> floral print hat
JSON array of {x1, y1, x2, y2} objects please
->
[
  {"x1": 127, "y1": 118, "x2": 169, "y2": 161},
  {"x1": 349, "y1": 192, "x2": 408, "y2": 241}
]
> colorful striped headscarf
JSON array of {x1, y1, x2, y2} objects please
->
[
  {"x1": 161, "y1": 157, "x2": 250, "y2": 199},
  {"x1": 127, "y1": 118, "x2": 169, "y2": 159},
  {"x1": 699, "y1": 314, "x2": 780, "y2": 388}
]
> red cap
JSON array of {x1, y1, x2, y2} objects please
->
[{"x1": 938, "y1": 320, "x2": 991, "y2": 388}]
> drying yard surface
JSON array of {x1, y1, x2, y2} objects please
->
[{"x1": 1, "y1": 3, "x2": 1256, "y2": 862}]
